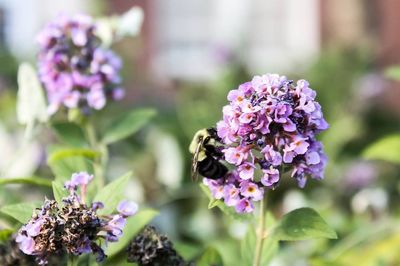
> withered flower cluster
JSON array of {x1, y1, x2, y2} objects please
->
[
  {"x1": 127, "y1": 226, "x2": 192, "y2": 266},
  {"x1": 16, "y1": 172, "x2": 138, "y2": 265}
]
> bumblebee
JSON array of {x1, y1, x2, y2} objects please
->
[{"x1": 189, "y1": 128, "x2": 228, "y2": 181}]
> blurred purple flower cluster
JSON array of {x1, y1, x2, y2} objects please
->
[
  {"x1": 204, "y1": 74, "x2": 328, "y2": 213},
  {"x1": 37, "y1": 14, "x2": 124, "y2": 115},
  {"x1": 16, "y1": 172, "x2": 137, "y2": 265}
]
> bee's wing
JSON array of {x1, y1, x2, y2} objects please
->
[{"x1": 191, "y1": 137, "x2": 204, "y2": 182}]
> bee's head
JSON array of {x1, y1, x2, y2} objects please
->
[{"x1": 188, "y1": 128, "x2": 210, "y2": 154}]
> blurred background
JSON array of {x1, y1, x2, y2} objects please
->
[{"x1": 1, "y1": 0, "x2": 400, "y2": 265}]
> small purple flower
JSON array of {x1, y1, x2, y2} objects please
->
[
  {"x1": 239, "y1": 181, "x2": 263, "y2": 201},
  {"x1": 262, "y1": 145, "x2": 282, "y2": 166},
  {"x1": 117, "y1": 200, "x2": 138, "y2": 217},
  {"x1": 238, "y1": 162, "x2": 255, "y2": 180},
  {"x1": 204, "y1": 179, "x2": 224, "y2": 199},
  {"x1": 223, "y1": 184, "x2": 240, "y2": 206},
  {"x1": 235, "y1": 198, "x2": 254, "y2": 213},
  {"x1": 104, "y1": 215, "x2": 126, "y2": 241},
  {"x1": 223, "y1": 146, "x2": 248, "y2": 165},
  {"x1": 261, "y1": 167, "x2": 280, "y2": 187},
  {"x1": 16, "y1": 234, "x2": 35, "y2": 255},
  {"x1": 25, "y1": 218, "x2": 44, "y2": 237},
  {"x1": 65, "y1": 172, "x2": 93, "y2": 190}
]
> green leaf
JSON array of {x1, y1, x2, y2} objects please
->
[
  {"x1": 240, "y1": 214, "x2": 278, "y2": 266},
  {"x1": 0, "y1": 202, "x2": 42, "y2": 223},
  {"x1": 0, "y1": 176, "x2": 52, "y2": 188},
  {"x1": 16, "y1": 63, "x2": 48, "y2": 126},
  {"x1": 102, "y1": 108, "x2": 156, "y2": 144},
  {"x1": 272, "y1": 207, "x2": 337, "y2": 241},
  {"x1": 196, "y1": 246, "x2": 223, "y2": 266},
  {"x1": 0, "y1": 229, "x2": 14, "y2": 242},
  {"x1": 384, "y1": 65, "x2": 400, "y2": 80},
  {"x1": 48, "y1": 148, "x2": 99, "y2": 164},
  {"x1": 106, "y1": 209, "x2": 158, "y2": 257},
  {"x1": 52, "y1": 181, "x2": 68, "y2": 204},
  {"x1": 93, "y1": 172, "x2": 132, "y2": 215},
  {"x1": 47, "y1": 147, "x2": 96, "y2": 182},
  {"x1": 363, "y1": 134, "x2": 400, "y2": 164},
  {"x1": 200, "y1": 183, "x2": 252, "y2": 222},
  {"x1": 51, "y1": 122, "x2": 87, "y2": 147}
]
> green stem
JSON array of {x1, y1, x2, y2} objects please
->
[
  {"x1": 253, "y1": 196, "x2": 266, "y2": 266},
  {"x1": 68, "y1": 256, "x2": 78, "y2": 266},
  {"x1": 84, "y1": 121, "x2": 108, "y2": 190}
]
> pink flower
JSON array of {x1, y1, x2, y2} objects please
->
[
  {"x1": 223, "y1": 184, "x2": 240, "y2": 206},
  {"x1": 240, "y1": 181, "x2": 263, "y2": 201},
  {"x1": 238, "y1": 162, "x2": 255, "y2": 180},
  {"x1": 261, "y1": 167, "x2": 280, "y2": 187},
  {"x1": 16, "y1": 235, "x2": 36, "y2": 255},
  {"x1": 117, "y1": 200, "x2": 138, "y2": 217},
  {"x1": 262, "y1": 145, "x2": 282, "y2": 166},
  {"x1": 235, "y1": 198, "x2": 254, "y2": 213},
  {"x1": 224, "y1": 146, "x2": 248, "y2": 165}
]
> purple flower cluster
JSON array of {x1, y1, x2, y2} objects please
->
[
  {"x1": 16, "y1": 172, "x2": 137, "y2": 265},
  {"x1": 37, "y1": 14, "x2": 124, "y2": 115},
  {"x1": 204, "y1": 74, "x2": 328, "y2": 213}
]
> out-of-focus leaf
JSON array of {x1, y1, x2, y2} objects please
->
[
  {"x1": 0, "y1": 176, "x2": 52, "y2": 188},
  {"x1": 175, "y1": 241, "x2": 201, "y2": 261},
  {"x1": 196, "y1": 246, "x2": 223, "y2": 266},
  {"x1": 93, "y1": 172, "x2": 132, "y2": 215},
  {"x1": 363, "y1": 134, "x2": 400, "y2": 164},
  {"x1": 16, "y1": 63, "x2": 48, "y2": 126},
  {"x1": 47, "y1": 148, "x2": 96, "y2": 182},
  {"x1": 52, "y1": 181, "x2": 68, "y2": 204},
  {"x1": 272, "y1": 208, "x2": 337, "y2": 241},
  {"x1": 0, "y1": 229, "x2": 14, "y2": 242},
  {"x1": 48, "y1": 148, "x2": 99, "y2": 164},
  {"x1": 106, "y1": 209, "x2": 158, "y2": 257},
  {"x1": 102, "y1": 108, "x2": 156, "y2": 144},
  {"x1": 200, "y1": 184, "x2": 252, "y2": 222},
  {"x1": 0, "y1": 202, "x2": 41, "y2": 223},
  {"x1": 51, "y1": 122, "x2": 87, "y2": 147},
  {"x1": 384, "y1": 65, "x2": 400, "y2": 80}
]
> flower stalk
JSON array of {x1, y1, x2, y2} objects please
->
[
  {"x1": 253, "y1": 196, "x2": 266, "y2": 266},
  {"x1": 84, "y1": 121, "x2": 108, "y2": 189}
]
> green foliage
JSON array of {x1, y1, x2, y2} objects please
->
[
  {"x1": 363, "y1": 134, "x2": 400, "y2": 164},
  {"x1": 16, "y1": 63, "x2": 48, "y2": 128},
  {"x1": 0, "y1": 228, "x2": 14, "y2": 243},
  {"x1": 51, "y1": 122, "x2": 87, "y2": 147},
  {"x1": 0, "y1": 202, "x2": 42, "y2": 223},
  {"x1": 200, "y1": 183, "x2": 252, "y2": 222},
  {"x1": 93, "y1": 172, "x2": 132, "y2": 215},
  {"x1": 384, "y1": 65, "x2": 400, "y2": 81},
  {"x1": 52, "y1": 181, "x2": 68, "y2": 204},
  {"x1": 102, "y1": 108, "x2": 156, "y2": 144},
  {"x1": 106, "y1": 209, "x2": 159, "y2": 257},
  {"x1": 47, "y1": 147, "x2": 96, "y2": 182},
  {"x1": 272, "y1": 208, "x2": 337, "y2": 241},
  {"x1": 0, "y1": 176, "x2": 52, "y2": 188},
  {"x1": 196, "y1": 246, "x2": 223, "y2": 266}
]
